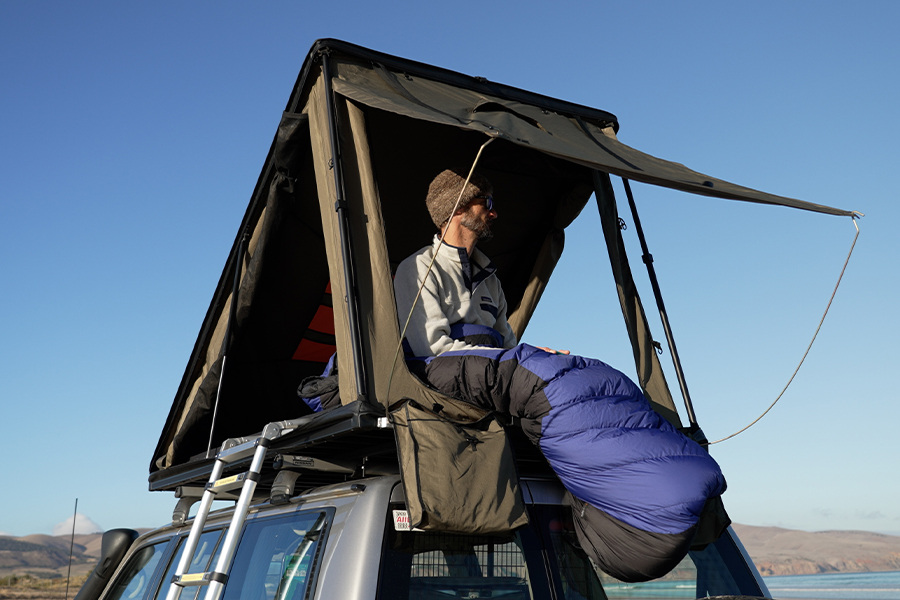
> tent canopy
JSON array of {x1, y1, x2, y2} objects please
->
[{"x1": 151, "y1": 39, "x2": 853, "y2": 473}]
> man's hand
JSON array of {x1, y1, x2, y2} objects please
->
[{"x1": 536, "y1": 346, "x2": 570, "y2": 355}]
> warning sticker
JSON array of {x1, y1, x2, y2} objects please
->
[{"x1": 393, "y1": 510, "x2": 411, "y2": 531}]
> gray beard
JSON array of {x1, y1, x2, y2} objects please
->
[{"x1": 461, "y1": 212, "x2": 493, "y2": 241}]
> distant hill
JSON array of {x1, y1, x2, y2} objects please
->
[
  {"x1": 0, "y1": 533, "x2": 131, "y2": 579},
  {"x1": 732, "y1": 524, "x2": 900, "y2": 576},
  {"x1": 3, "y1": 525, "x2": 900, "y2": 579},
  {"x1": 0, "y1": 534, "x2": 101, "y2": 578}
]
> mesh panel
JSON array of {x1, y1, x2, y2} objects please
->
[{"x1": 409, "y1": 537, "x2": 527, "y2": 579}]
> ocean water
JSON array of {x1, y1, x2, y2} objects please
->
[{"x1": 763, "y1": 571, "x2": 900, "y2": 600}]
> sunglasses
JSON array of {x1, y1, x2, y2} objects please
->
[{"x1": 473, "y1": 194, "x2": 494, "y2": 212}]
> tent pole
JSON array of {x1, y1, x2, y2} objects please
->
[
  {"x1": 621, "y1": 178, "x2": 703, "y2": 435},
  {"x1": 320, "y1": 51, "x2": 368, "y2": 402},
  {"x1": 207, "y1": 232, "x2": 249, "y2": 457}
]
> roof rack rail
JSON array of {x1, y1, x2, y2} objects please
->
[
  {"x1": 150, "y1": 402, "x2": 390, "y2": 492},
  {"x1": 151, "y1": 400, "x2": 557, "y2": 503}
]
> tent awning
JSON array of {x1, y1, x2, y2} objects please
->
[{"x1": 323, "y1": 42, "x2": 853, "y2": 217}]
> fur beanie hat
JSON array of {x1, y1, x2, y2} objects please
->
[{"x1": 425, "y1": 168, "x2": 493, "y2": 229}]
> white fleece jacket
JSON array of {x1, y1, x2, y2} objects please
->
[{"x1": 394, "y1": 235, "x2": 517, "y2": 357}]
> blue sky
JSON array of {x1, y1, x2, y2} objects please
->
[{"x1": 1, "y1": 1, "x2": 897, "y2": 538}]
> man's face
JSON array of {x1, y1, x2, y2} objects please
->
[{"x1": 460, "y1": 195, "x2": 497, "y2": 241}]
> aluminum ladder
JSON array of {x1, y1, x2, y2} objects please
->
[{"x1": 164, "y1": 422, "x2": 284, "y2": 600}]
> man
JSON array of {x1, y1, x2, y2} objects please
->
[
  {"x1": 393, "y1": 167, "x2": 516, "y2": 357},
  {"x1": 394, "y1": 167, "x2": 566, "y2": 357}
]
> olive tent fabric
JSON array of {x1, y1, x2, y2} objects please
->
[
  {"x1": 391, "y1": 397, "x2": 528, "y2": 535},
  {"x1": 326, "y1": 56, "x2": 853, "y2": 216},
  {"x1": 152, "y1": 39, "x2": 854, "y2": 478}
]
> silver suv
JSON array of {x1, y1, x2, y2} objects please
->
[{"x1": 79, "y1": 405, "x2": 770, "y2": 600}]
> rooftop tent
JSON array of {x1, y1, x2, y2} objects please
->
[{"x1": 151, "y1": 39, "x2": 854, "y2": 474}]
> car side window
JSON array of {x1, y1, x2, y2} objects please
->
[
  {"x1": 532, "y1": 503, "x2": 763, "y2": 599},
  {"x1": 156, "y1": 530, "x2": 225, "y2": 600},
  {"x1": 379, "y1": 505, "x2": 540, "y2": 600},
  {"x1": 105, "y1": 542, "x2": 168, "y2": 600},
  {"x1": 220, "y1": 510, "x2": 330, "y2": 600}
]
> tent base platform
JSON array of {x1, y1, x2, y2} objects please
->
[{"x1": 148, "y1": 400, "x2": 556, "y2": 499}]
